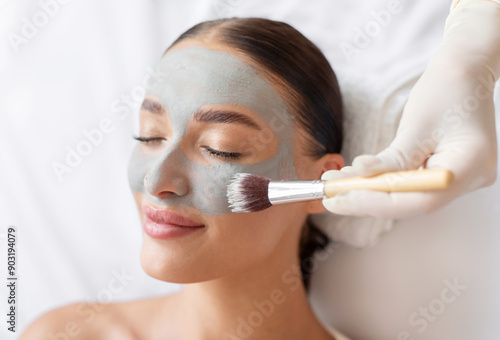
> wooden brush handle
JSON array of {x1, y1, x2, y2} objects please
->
[{"x1": 324, "y1": 168, "x2": 453, "y2": 197}]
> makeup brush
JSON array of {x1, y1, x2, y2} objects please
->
[{"x1": 227, "y1": 168, "x2": 453, "y2": 213}]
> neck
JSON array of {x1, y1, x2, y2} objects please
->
[{"x1": 169, "y1": 231, "x2": 328, "y2": 339}]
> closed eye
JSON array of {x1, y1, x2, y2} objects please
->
[
  {"x1": 134, "y1": 136, "x2": 241, "y2": 160},
  {"x1": 133, "y1": 136, "x2": 166, "y2": 145},
  {"x1": 202, "y1": 146, "x2": 241, "y2": 160}
]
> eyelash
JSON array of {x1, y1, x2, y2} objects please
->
[
  {"x1": 202, "y1": 146, "x2": 241, "y2": 160},
  {"x1": 133, "y1": 136, "x2": 241, "y2": 160},
  {"x1": 133, "y1": 136, "x2": 165, "y2": 145}
]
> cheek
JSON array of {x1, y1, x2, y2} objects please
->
[
  {"x1": 200, "y1": 133, "x2": 297, "y2": 216},
  {"x1": 187, "y1": 163, "x2": 236, "y2": 215},
  {"x1": 190, "y1": 151, "x2": 295, "y2": 215},
  {"x1": 127, "y1": 144, "x2": 155, "y2": 193},
  {"x1": 131, "y1": 192, "x2": 144, "y2": 220},
  {"x1": 205, "y1": 212, "x2": 281, "y2": 257},
  {"x1": 204, "y1": 203, "x2": 306, "y2": 267}
]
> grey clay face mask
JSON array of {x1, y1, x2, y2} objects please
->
[{"x1": 127, "y1": 46, "x2": 297, "y2": 215}]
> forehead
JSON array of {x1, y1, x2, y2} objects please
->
[{"x1": 146, "y1": 46, "x2": 290, "y2": 127}]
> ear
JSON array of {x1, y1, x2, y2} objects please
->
[{"x1": 303, "y1": 153, "x2": 344, "y2": 214}]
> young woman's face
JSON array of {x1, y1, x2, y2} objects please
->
[{"x1": 128, "y1": 41, "x2": 321, "y2": 283}]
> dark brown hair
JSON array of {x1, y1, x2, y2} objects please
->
[{"x1": 168, "y1": 18, "x2": 343, "y2": 291}]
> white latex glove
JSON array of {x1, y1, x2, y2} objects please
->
[{"x1": 323, "y1": 0, "x2": 500, "y2": 218}]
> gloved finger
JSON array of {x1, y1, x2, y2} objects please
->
[
  {"x1": 338, "y1": 165, "x2": 362, "y2": 175},
  {"x1": 322, "y1": 189, "x2": 453, "y2": 219},
  {"x1": 321, "y1": 167, "x2": 359, "y2": 181},
  {"x1": 351, "y1": 144, "x2": 423, "y2": 177}
]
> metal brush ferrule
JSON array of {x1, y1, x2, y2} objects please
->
[{"x1": 268, "y1": 180, "x2": 325, "y2": 205}]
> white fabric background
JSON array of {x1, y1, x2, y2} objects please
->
[{"x1": 0, "y1": 0, "x2": 498, "y2": 339}]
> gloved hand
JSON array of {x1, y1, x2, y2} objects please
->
[{"x1": 323, "y1": 0, "x2": 500, "y2": 219}]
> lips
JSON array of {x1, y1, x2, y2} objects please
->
[{"x1": 141, "y1": 204, "x2": 205, "y2": 240}]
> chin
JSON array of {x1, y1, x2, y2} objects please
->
[{"x1": 139, "y1": 236, "x2": 224, "y2": 284}]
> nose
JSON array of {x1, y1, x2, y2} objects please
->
[{"x1": 144, "y1": 144, "x2": 189, "y2": 199}]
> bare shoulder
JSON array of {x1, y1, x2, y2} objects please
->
[
  {"x1": 20, "y1": 293, "x2": 179, "y2": 340},
  {"x1": 19, "y1": 302, "x2": 136, "y2": 340}
]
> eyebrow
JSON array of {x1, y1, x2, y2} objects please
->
[
  {"x1": 141, "y1": 98, "x2": 261, "y2": 130},
  {"x1": 141, "y1": 98, "x2": 165, "y2": 114},
  {"x1": 194, "y1": 109, "x2": 261, "y2": 130}
]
